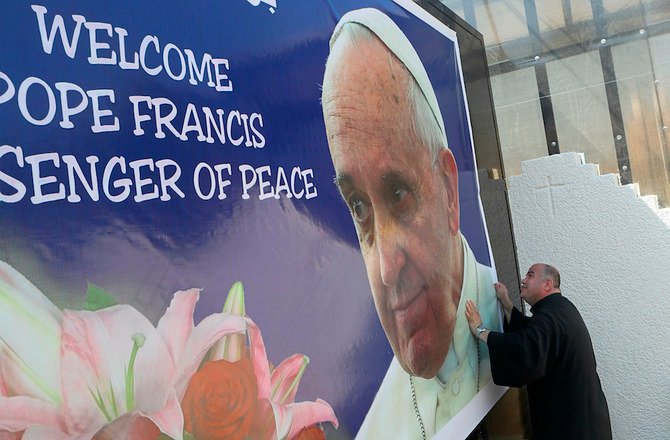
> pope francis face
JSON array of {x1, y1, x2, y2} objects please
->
[{"x1": 322, "y1": 35, "x2": 464, "y2": 379}]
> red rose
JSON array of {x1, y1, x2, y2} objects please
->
[
  {"x1": 293, "y1": 426, "x2": 326, "y2": 440},
  {"x1": 92, "y1": 414, "x2": 160, "y2": 440},
  {"x1": 182, "y1": 358, "x2": 258, "y2": 440}
]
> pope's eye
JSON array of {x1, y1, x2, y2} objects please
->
[
  {"x1": 350, "y1": 197, "x2": 370, "y2": 222},
  {"x1": 392, "y1": 187, "x2": 408, "y2": 201}
]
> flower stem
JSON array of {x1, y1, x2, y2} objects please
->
[{"x1": 125, "y1": 333, "x2": 146, "y2": 412}]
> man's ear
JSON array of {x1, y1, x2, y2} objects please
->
[{"x1": 438, "y1": 148, "x2": 459, "y2": 235}]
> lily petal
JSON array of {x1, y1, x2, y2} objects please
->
[
  {"x1": 89, "y1": 391, "x2": 183, "y2": 440},
  {"x1": 270, "y1": 354, "x2": 308, "y2": 405},
  {"x1": 268, "y1": 399, "x2": 292, "y2": 440},
  {"x1": 0, "y1": 395, "x2": 61, "y2": 432},
  {"x1": 21, "y1": 426, "x2": 74, "y2": 440},
  {"x1": 140, "y1": 389, "x2": 183, "y2": 440},
  {"x1": 0, "y1": 368, "x2": 7, "y2": 396},
  {"x1": 174, "y1": 312, "x2": 246, "y2": 399},
  {"x1": 0, "y1": 262, "x2": 62, "y2": 402},
  {"x1": 246, "y1": 319, "x2": 272, "y2": 400},
  {"x1": 0, "y1": 431, "x2": 23, "y2": 440},
  {"x1": 156, "y1": 289, "x2": 200, "y2": 367},
  {"x1": 60, "y1": 306, "x2": 175, "y2": 436},
  {"x1": 285, "y1": 399, "x2": 339, "y2": 440}
]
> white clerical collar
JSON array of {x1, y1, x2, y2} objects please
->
[{"x1": 437, "y1": 234, "x2": 478, "y2": 384}]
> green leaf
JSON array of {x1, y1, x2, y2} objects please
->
[
  {"x1": 84, "y1": 282, "x2": 118, "y2": 311},
  {"x1": 183, "y1": 432, "x2": 196, "y2": 440},
  {"x1": 157, "y1": 434, "x2": 174, "y2": 440}
]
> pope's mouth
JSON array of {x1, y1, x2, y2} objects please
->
[{"x1": 390, "y1": 286, "x2": 426, "y2": 317}]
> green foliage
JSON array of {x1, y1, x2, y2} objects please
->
[{"x1": 84, "y1": 282, "x2": 118, "y2": 311}]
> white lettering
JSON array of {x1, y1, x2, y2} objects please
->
[
  {"x1": 86, "y1": 89, "x2": 119, "y2": 133},
  {"x1": 212, "y1": 58, "x2": 233, "y2": 92},
  {"x1": 85, "y1": 21, "x2": 117, "y2": 65},
  {"x1": 0, "y1": 71, "x2": 16, "y2": 105},
  {"x1": 62, "y1": 154, "x2": 99, "y2": 202},
  {"x1": 115, "y1": 26, "x2": 139, "y2": 69},
  {"x1": 31, "y1": 5, "x2": 85, "y2": 59},
  {"x1": 18, "y1": 77, "x2": 56, "y2": 126},
  {"x1": 129, "y1": 158, "x2": 159, "y2": 202},
  {"x1": 102, "y1": 156, "x2": 131, "y2": 202},
  {"x1": 163, "y1": 43, "x2": 186, "y2": 81},
  {"x1": 139, "y1": 35, "x2": 162, "y2": 76},
  {"x1": 155, "y1": 159, "x2": 184, "y2": 201},
  {"x1": 0, "y1": 145, "x2": 27, "y2": 203},
  {"x1": 194, "y1": 162, "x2": 216, "y2": 200},
  {"x1": 25, "y1": 152, "x2": 66, "y2": 204},
  {"x1": 56, "y1": 82, "x2": 88, "y2": 129},
  {"x1": 239, "y1": 164, "x2": 256, "y2": 200}
]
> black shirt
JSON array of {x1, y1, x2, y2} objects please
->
[{"x1": 487, "y1": 293, "x2": 612, "y2": 440}]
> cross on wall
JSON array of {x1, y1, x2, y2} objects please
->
[{"x1": 532, "y1": 175, "x2": 569, "y2": 218}]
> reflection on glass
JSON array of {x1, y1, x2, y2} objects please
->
[
  {"x1": 437, "y1": 0, "x2": 670, "y2": 205},
  {"x1": 474, "y1": 0, "x2": 528, "y2": 47},
  {"x1": 649, "y1": 34, "x2": 670, "y2": 206},
  {"x1": 438, "y1": 0, "x2": 465, "y2": 23},
  {"x1": 569, "y1": 0, "x2": 594, "y2": 23},
  {"x1": 612, "y1": 39, "x2": 670, "y2": 206},
  {"x1": 546, "y1": 52, "x2": 618, "y2": 174},
  {"x1": 536, "y1": 1, "x2": 566, "y2": 32},
  {"x1": 491, "y1": 68, "x2": 547, "y2": 177}
]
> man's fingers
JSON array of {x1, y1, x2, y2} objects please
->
[
  {"x1": 465, "y1": 301, "x2": 476, "y2": 320},
  {"x1": 465, "y1": 300, "x2": 481, "y2": 324}
]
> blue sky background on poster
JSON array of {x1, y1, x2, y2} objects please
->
[{"x1": 0, "y1": 4, "x2": 318, "y2": 205}]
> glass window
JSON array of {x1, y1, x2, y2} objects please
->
[
  {"x1": 611, "y1": 39, "x2": 669, "y2": 206},
  {"x1": 569, "y1": 0, "x2": 594, "y2": 23},
  {"x1": 474, "y1": 0, "x2": 529, "y2": 47},
  {"x1": 536, "y1": 1, "x2": 565, "y2": 32},
  {"x1": 546, "y1": 51, "x2": 618, "y2": 174},
  {"x1": 438, "y1": 0, "x2": 466, "y2": 23},
  {"x1": 648, "y1": 34, "x2": 670, "y2": 206},
  {"x1": 491, "y1": 68, "x2": 547, "y2": 177},
  {"x1": 640, "y1": 0, "x2": 670, "y2": 27}
]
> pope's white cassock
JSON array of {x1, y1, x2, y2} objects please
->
[{"x1": 356, "y1": 237, "x2": 500, "y2": 439}]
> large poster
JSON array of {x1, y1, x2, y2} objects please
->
[{"x1": 0, "y1": 1, "x2": 503, "y2": 439}]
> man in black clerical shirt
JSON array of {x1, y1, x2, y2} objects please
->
[{"x1": 464, "y1": 263, "x2": 612, "y2": 440}]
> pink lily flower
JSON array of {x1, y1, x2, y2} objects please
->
[
  {"x1": 0, "y1": 262, "x2": 247, "y2": 439},
  {"x1": 208, "y1": 282, "x2": 338, "y2": 439},
  {"x1": 247, "y1": 320, "x2": 338, "y2": 439}
]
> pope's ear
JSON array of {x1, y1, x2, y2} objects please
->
[{"x1": 438, "y1": 148, "x2": 459, "y2": 235}]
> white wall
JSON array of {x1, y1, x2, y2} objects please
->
[{"x1": 506, "y1": 152, "x2": 670, "y2": 440}]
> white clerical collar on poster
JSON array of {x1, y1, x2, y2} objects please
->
[{"x1": 437, "y1": 236, "x2": 475, "y2": 384}]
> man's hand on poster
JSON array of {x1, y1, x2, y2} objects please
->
[
  {"x1": 494, "y1": 282, "x2": 514, "y2": 322},
  {"x1": 465, "y1": 300, "x2": 489, "y2": 343}
]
